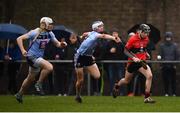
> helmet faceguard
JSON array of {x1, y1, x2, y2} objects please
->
[
  {"x1": 139, "y1": 24, "x2": 151, "y2": 33},
  {"x1": 92, "y1": 21, "x2": 104, "y2": 31}
]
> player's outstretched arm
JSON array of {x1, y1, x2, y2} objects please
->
[{"x1": 98, "y1": 34, "x2": 121, "y2": 43}]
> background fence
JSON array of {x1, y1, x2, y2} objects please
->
[{"x1": 0, "y1": 60, "x2": 179, "y2": 96}]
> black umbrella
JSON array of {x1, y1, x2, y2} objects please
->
[
  {"x1": 52, "y1": 25, "x2": 72, "y2": 40},
  {"x1": 0, "y1": 23, "x2": 28, "y2": 53},
  {"x1": 127, "y1": 24, "x2": 161, "y2": 44}
]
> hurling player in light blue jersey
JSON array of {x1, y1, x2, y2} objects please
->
[
  {"x1": 74, "y1": 21, "x2": 121, "y2": 103},
  {"x1": 15, "y1": 17, "x2": 67, "y2": 103}
]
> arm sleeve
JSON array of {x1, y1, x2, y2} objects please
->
[
  {"x1": 124, "y1": 38, "x2": 135, "y2": 58},
  {"x1": 26, "y1": 28, "x2": 39, "y2": 40},
  {"x1": 49, "y1": 31, "x2": 57, "y2": 42},
  {"x1": 125, "y1": 37, "x2": 134, "y2": 50},
  {"x1": 94, "y1": 32, "x2": 101, "y2": 39},
  {"x1": 27, "y1": 30, "x2": 41, "y2": 42}
]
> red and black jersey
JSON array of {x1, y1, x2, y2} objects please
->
[{"x1": 125, "y1": 33, "x2": 149, "y2": 61}]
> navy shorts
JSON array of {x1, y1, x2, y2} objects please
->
[
  {"x1": 74, "y1": 54, "x2": 95, "y2": 68},
  {"x1": 127, "y1": 61, "x2": 147, "y2": 73},
  {"x1": 26, "y1": 55, "x2": 43, "y2": 72}
]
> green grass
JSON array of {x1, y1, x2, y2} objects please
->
[{"x1": 0, "y1": 95, "x2": 180, "y2": 112}]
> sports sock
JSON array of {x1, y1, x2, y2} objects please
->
[{"x1": 144, "y1": 91, "x2": 150, "y2": 98}]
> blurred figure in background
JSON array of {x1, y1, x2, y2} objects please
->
[
  {"x1": 158, "y1": 31, "x2": 179, "y2": 96},
  {"x1": 65, "y1": 34, "x2": 80, "y2": 95},
  {"x1": 91, "y1": 38, "x2": 105, "y2": 96},
  {"x1": 106, "y1": 29, "x2": 126, "y2": 96},
  {"x1": 4, "y1": 40, "x2": 22, "y2": 94},
  {"x1": 50, "y1": 38, "x2": 67, "y2": 96}
]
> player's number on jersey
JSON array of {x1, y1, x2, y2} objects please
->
[{"x1": 39, "y1": 41, "x2": 47, "y2": 49}]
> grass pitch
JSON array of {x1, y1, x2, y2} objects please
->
[{"x1": 0, "y1": 95, "x2": 179, "y2": 112}]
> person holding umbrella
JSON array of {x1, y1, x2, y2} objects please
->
[
  {"x1": 15, "y1": 17, "x2": 67, "y2": 103},
  {"x1": 4, "y1": 40, "x2": 22, "y2": 94}
]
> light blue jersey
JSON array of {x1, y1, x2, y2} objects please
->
[
  {"x1": 27, "y1": 28, "x2": 56, "y2": 58},
  {"x1": 77, "y1": 31, "x2": 101, "y2": 56}
]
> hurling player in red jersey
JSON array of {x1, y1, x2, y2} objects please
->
[{"x1": 112, "y1": 24, "x2": 155, "y2": 103}]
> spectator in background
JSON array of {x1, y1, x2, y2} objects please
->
[
  {"x1": 91, "y1": 38, "x2": 106, "y2": 96},
  {"x1": 158, "y1": 31, "x2": 179, "y2": 96},
  {"x1": 4, "y1": 40, "x2": 22, "y2": 94},
  {"x1": 106, "y1": 29, "x2": 126, "y2": 96},
  {"x1": 52, "y1": 38, "x2": 68, "y2": 96},
  {"x1": 64, "y1": 34, "x2": 80, "y2": 95}
]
